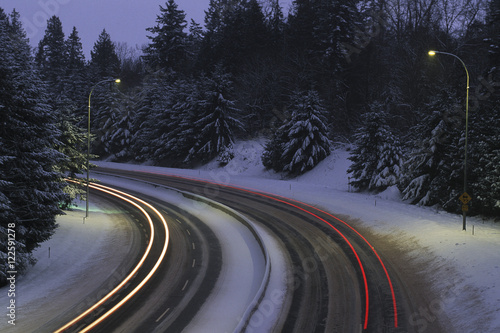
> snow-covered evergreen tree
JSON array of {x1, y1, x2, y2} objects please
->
[
  {"x1": 35, "y1": 18, "x2": 88, "y2": 204},
  {"x1": 468, "y1": 6, "x2": 500, "y2": 215},
  {"x1": 0, "y1": 9, "x2": 67, "y2": 286},
  {"x1": 263, "y1": 90, "x2": 331, "y2": 176},
  {"x1": 90, "y1": 84, "x2": 123, "y2": 156},
  {"x1": 130, "y1": 73, "x2": 171, "y2": 162},
  {"x1": 86, "y1": 30, "x2": 122, "y2": 156},
  {"x1": 348, "y1": 102, "x2": 404, "y2": 192},
  {"x1": 185, "y1": 70, "x2": 242, "y2": 164},
  {"x1": 281, "y1": 90, "x2": 331, "y2": 175},
  {"x1": 131, "y1": 71, "x2": 239, "y2": 166},
  {"x1": 53, "y1": 109, "x2": 88, "y2": 207},
  {"x1": 152, "y1": 79, "x2": 198, "y2": 164},
  {"x1": 469, "y1": 104, "x2": 500, "y2": 216},
  {"x1": 314, "y1": 0, "x2": 361, "y2": 68},
  {"x1": 104, "y1": 93, "x2": 134, "y2": 160},
  {"x1": 139, "y1": 82, "x2": 178, "y2": 164},
  {"x1": 401, "y1": 92, "x2": 463, "y2": 207},
  {"x1": 466, "y1": 0, "x2": 500, "y2": 216},
  {"x1": 59, "y1": 27, "x2": 88, "y2": 170}
]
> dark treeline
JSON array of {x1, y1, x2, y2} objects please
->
[{"x1": 0, "y1": 0, "x2": 499, "y2": 285}]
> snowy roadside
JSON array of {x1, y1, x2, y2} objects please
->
[
  {"x1": 97, "y1": 140, "x2": 500, "y2": 332},
  {"x1": 0, "y1": 200, "x2": 139, "y2": 332}
]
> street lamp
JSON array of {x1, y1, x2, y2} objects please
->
[
  {"x1": 86, "y1": 78, "x2": 120, "y2": 219},
  {"x1": 428, "y1": 50, "x2": 470, "y2": 230}
]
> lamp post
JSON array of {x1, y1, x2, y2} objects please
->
[
  {"x1": 428, "y1": 50, "x2": 470, "y2": 231},
  {"x1": 86, "y1": 78, "x2": 120, "y2": 219}
]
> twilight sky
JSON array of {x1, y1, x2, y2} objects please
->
[{"x1": 1, "y1": 0, "x2": 292, "y2": 59}]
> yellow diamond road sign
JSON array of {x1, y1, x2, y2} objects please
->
[{"x1": 459, "y1": 192, "x2": 471, "y2": 204}]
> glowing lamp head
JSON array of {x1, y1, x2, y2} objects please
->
[
  {"x1": 115, "y1": 79, "x2": 121, "y2": 83},
  {"x1": 428, "y1": 50, "x2": 436, "y2": 56}
]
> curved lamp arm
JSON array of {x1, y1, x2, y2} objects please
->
[{"x1": 428, "y1": 50, "x2": 469, "y2": 230}]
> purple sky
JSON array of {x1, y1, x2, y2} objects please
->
[{"x1": 1, "y1": 0, "x2": 292, "y2": 59}]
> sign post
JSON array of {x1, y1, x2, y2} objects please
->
[{"x1": 459, "y1": 192, "x2": 471, "y2": 230}]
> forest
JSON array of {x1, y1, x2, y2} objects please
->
[{"x1": 0, "y1": 0, "x2": 499, "y2": 285}]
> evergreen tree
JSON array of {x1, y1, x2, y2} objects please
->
[
  {"x1": 401, "y1": 92, "x2": 463, "y2": 207},
  {"x1": 200, "y1": 0, "x2": 231, "y2": 69},
  {"x1": 58, "y1": 26, "x2": 89, "y2": 204},
  {"x1": 467, "y1": 2, "x2": 500, "y2": 215},
  {"x1": 267, "y1": 0, "x2": 285, "y2": 49},
  {"x1": 200, "y1": 0, "x2": 269, "y2": 73},
  {"x1": 315, "y1": 0, "x2": 361, "y2": 70},
  {"x1": 151, "y1": 79, "x2": 198, "y2": 164},
  {"x1": 35, "y1": 19, "x2": 88, "y2": 203},
  {"x1": 347, "y1": 103, "x2": 404, "y2": 192},
  {"x1": 486, "y1": 0, "x2": 500, "y2": 67},
  {"x1": 53, "y1": 109, "x2": 88, "y2": 207},
  {"x1": 130, "y1": 72, "x2": 172, "y2": 162},
  {"x1": 263, "y1": 90, "x2": 331, "y2": 176},
  {"x1": 88, "y1": 30, "x2": 121, "y2": 155},
  {"x1": 64, "y1": 27, "x2": 87, "y2": 108},
  {"x1": 186, "y1": 19, "x2": 203, "y2": 72},
  {"x1": 288, "y1": 0, "x2": 360, "y2": 66},
  {"x1": 469, "y1": 102, "x2": 500, "y2": 216},
  {"x1": 185, "y1": 70, "x2": 242, "y2": 164},
  {"x1": 105, "y1": 93, "x2": 134, "y2": 160},
  {"x1": 287, "y1": 0, "x2": 317, "y2": 54},
  {"x1": 90, "y1": 29, "x2": 120, "y2": 80},
  {"x1": 0, "y1": 9, "x2": 67, "y2": 286},
  {"x1": 285, "y1": 0, "x2": 363, "y2": 135},
  {"x1": 90, "y1": 84, "x2": 123, "y2": 156},
  {"x1": 35, "y1": 15, "x2": 67, "y2": 95},
  {"x1": 144, "y1": 0, "x2": 189, "y2": 73},
  {"x1": 237, "y1": 0, "x2": 269, "y2": 62},
  {"x1": 281, "y1": 90, "x2": 331, "y2": 175}
]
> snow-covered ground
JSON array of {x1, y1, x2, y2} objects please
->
[
  {"x1": 1, "y1": 139, "x2": 498, "y2": 332},
  {"x1": 0, "y1": 200, "x2": 139, "y2": 332}
]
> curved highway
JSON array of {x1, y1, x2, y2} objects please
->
[
  {"x1": 54, "y1": 182, "x2": 225, "y2": 333},
  {"x1": 88, "y1": 183, "x2": 225, "y2": 333},
  {"x1": 91, "y1": 167, "x2": 444, "y2": 333}
]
